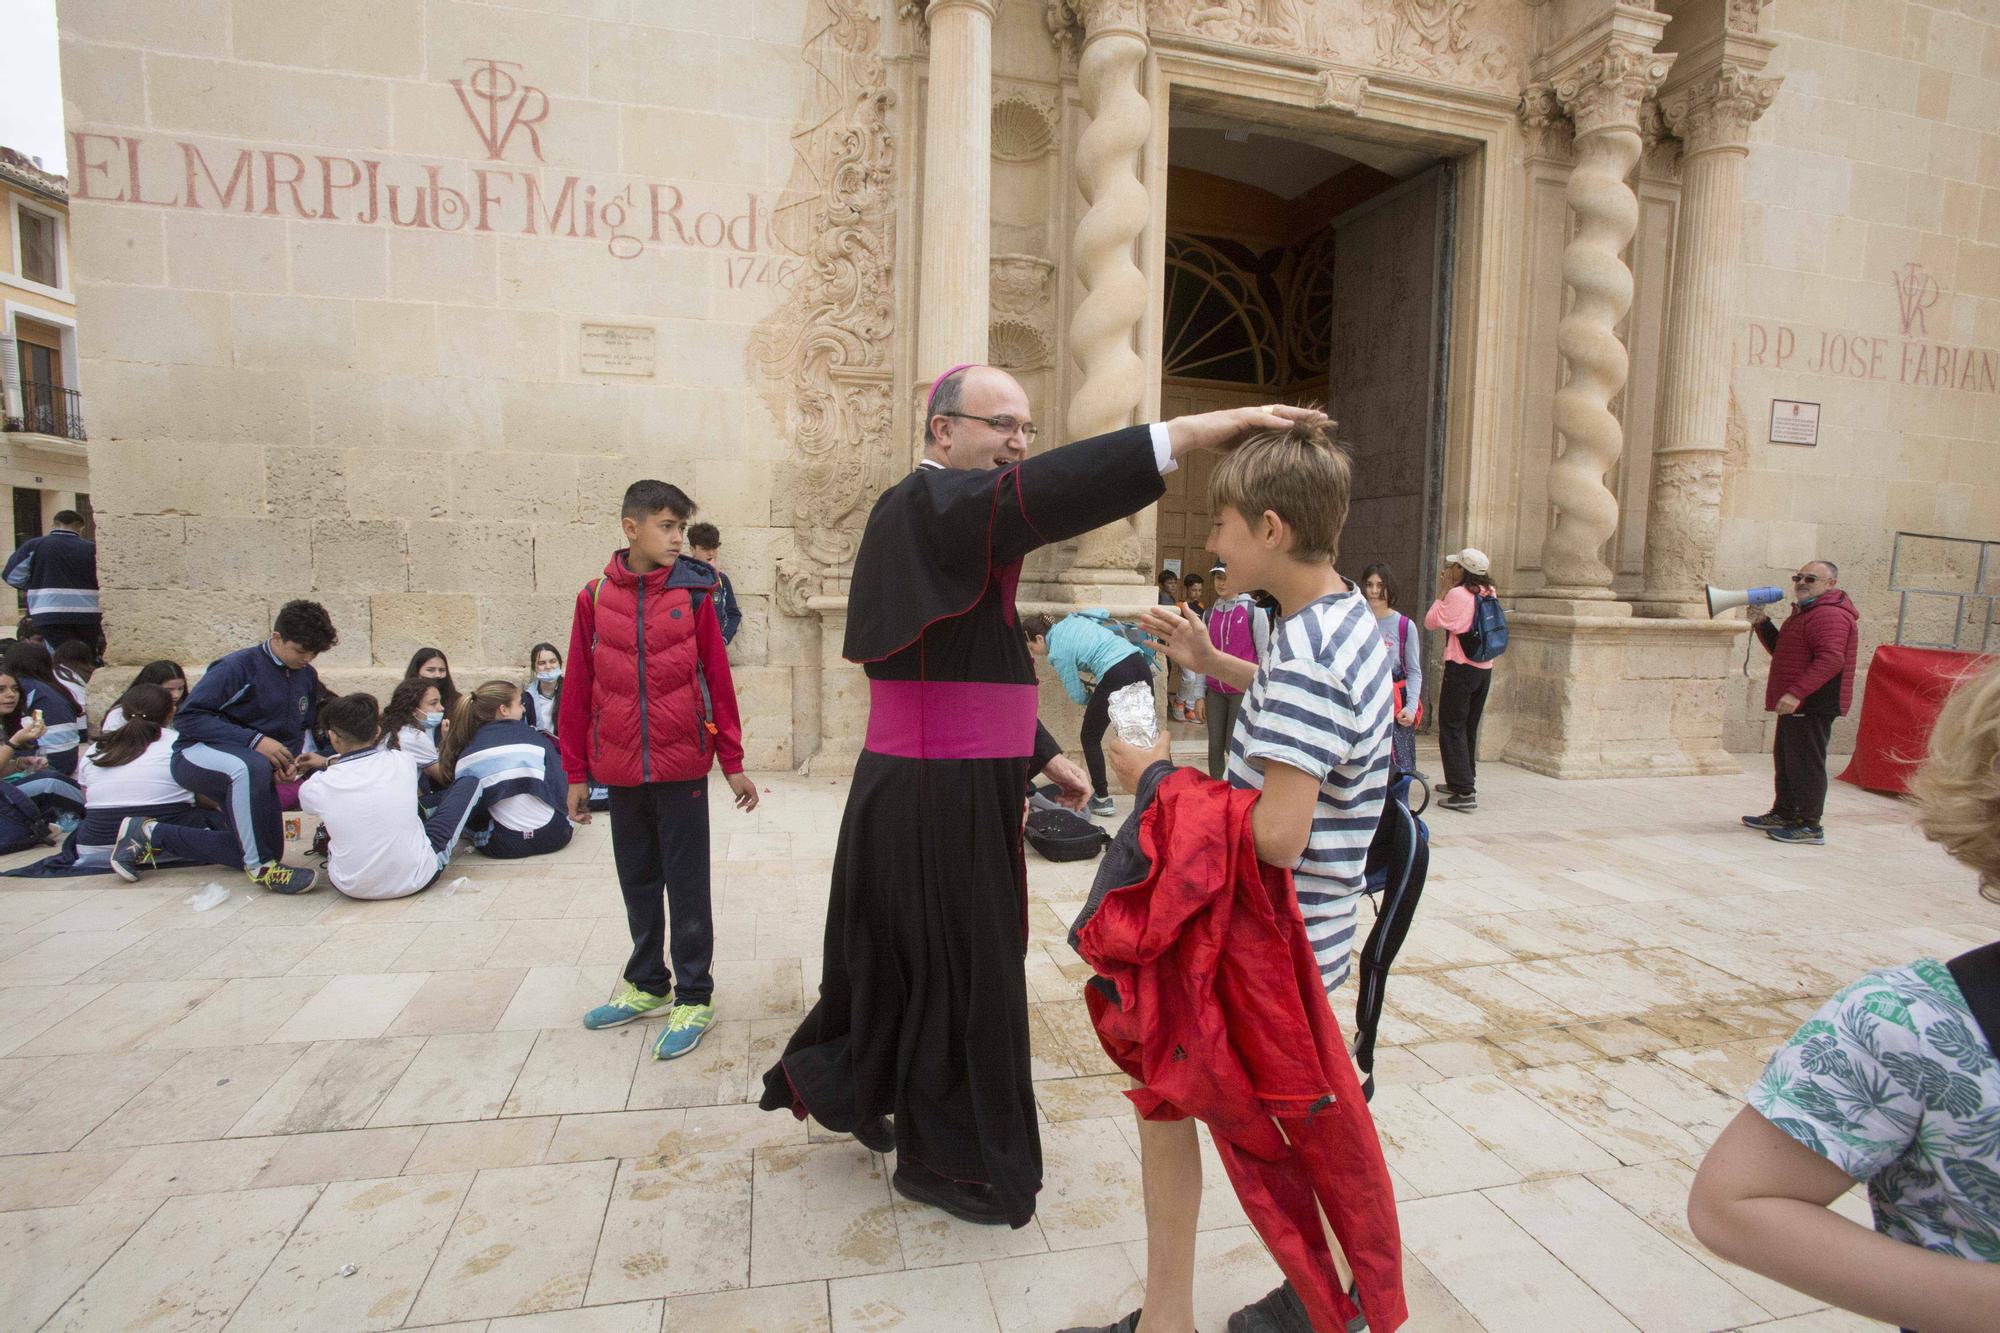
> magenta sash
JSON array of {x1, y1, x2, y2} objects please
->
[{"x1": 865, "y1": 680, "x2": 1039, "y2": 759}]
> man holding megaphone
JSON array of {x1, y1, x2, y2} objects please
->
[{"x1": 1732, "y1": 560, "x2": 1859, "y2": 846}]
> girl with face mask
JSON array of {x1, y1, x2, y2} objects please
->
[
  {"x1": 381, "y1": 676, "x2": 447, "y2": 790},
  {"x1": 524, "y1": 642, "x2": 563, "y2": 736}
]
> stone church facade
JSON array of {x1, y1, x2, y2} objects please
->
[{"x1": 55, "y1": 0, "x2": 2000, "y2": 775}]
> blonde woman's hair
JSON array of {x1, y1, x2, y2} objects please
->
[
  {"x1": 1907, "y1": 661, "x2": 2000, "y2": 902},
  {"x1": 1208, "y1": 416, "x2": 1352, "y2": 564}
]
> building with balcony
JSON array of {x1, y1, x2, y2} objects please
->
[{"x1": 1, "y1": 144, "x2": 91, "y2": 562}]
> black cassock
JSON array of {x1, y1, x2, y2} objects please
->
[{"x1": 758, "y1": 425, "x2": 1165, "y2": 1226}]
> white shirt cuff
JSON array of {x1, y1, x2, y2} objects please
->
[{"x1": 1149, "y1": 421, "x2": 1176, "y2": 475}]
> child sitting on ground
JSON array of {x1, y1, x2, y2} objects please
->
[
  {"x1": 437, "y1": 680, "x2": 573, "y2": 859},
  {"x1": 1688, "y1": 660, "x2": 2000, "y2": 1331},
  {"x1": 52, "y1": 639, "x2": 94, "y2": 717},
  {"x1": 102, "y1": 660, "x2": 188, "y2": 731},
  {"x1": 4, "y1": 641, "x2": 82, "y2": 777},
  {"x1": 295, "y1": 692, "x2": 478, "y2": 900},
  {"x1": 73, "y1": 684, "x2": 226, "y2": 881},
  {"x1": 381, "y1": 676, "x2": 447, "y2": 790},
  {"x1": 524, "y1": 643, "x2": 564, "y2": 735},
  {"x1": 120, "y1": 599, "x2": 338, "y2": 894}
]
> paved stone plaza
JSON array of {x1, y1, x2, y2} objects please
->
[{"x1": 2, "y1": 750, "x2": 1995, "y2": 1333}]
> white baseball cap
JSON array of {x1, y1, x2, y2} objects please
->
[{"x1": 1443, "y1": 547, "x2": 1491, "y2": 576}]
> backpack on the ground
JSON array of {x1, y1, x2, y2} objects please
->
[
  {"x1": 1025, "y1": 805, "x2": 1109, "y2": 861},
  {"x1": 1457, "y1": 593, "x2": 1508, "y2": 663}
]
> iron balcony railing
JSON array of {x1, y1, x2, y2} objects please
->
[{"x1": 4, "y1": 381, "x2": 86, "y2": 443}]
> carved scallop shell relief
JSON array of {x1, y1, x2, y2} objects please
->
[{"x1": 992, "y1": 92, "x2": 1058, "y2": 161}]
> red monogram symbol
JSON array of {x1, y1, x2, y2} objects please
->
[
  {"x1": 1891, "y1": 261, "x2": 1939, "y2": 337},
  {"x1": 451, "y1": 58, "x2": 549, "y2": 163}
]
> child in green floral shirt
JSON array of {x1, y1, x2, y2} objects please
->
[{"x1": 1688, "y1": 663, "x2": 2000, "y2": 1331}]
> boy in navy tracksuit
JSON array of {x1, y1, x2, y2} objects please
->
[
  {"x1": 3, "y1": 511, "x2": 100, "y2": 657},
  {"x1": 116, "y1": 600, "x2": 339, "y2": 894}
]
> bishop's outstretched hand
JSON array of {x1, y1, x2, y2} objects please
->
[{"x1": 1162, "y1": 404, "x2": 1327, "y2": 461}]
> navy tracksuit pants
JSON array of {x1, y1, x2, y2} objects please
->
[
  {"x1": 158, "y1": 742, "x2": 285, "y2": 872},
  {"x1": 0, "y1": 774, "x2": 85, "y2": 853},
  {"x1": 609, "y1": 778, "x2": 712, "y2": 1005}
]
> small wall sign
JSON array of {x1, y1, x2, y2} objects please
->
[
  {"x1": 580, "y1": 324, "x2": 656, "y2": 377},
  {"x1": 1768, "y1": 399, "x2": 1821, "y2": 446}
]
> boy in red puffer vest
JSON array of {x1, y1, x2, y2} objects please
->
[{"x1": 560, "y1": 480, "x2": 759, "y2": 1060}]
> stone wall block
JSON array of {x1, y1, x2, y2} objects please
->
[
  {"x1": 78, "y1": 285, "x2": 234, "y2": 367},
  {"x1": 96, "y1": 516, "x2": 188, "y2": 592},
  {"x1": 307, "y1": 372, "x2": 392, "y2": 452},
  {"x1": 706, "y1": 527, "x2": 784, "y2": 597},
  {"x1": 726, "y1": 605, "x2": 770, "y2": 668},
  {"x1": 145, "y1": 54, "x2": 393, "y2": 147},
  {"x1": 289, "y1": 223, "x2": 391, "y2": 301},
  {"x1": 407, "y1": 521, "x2": 536, "y2": 594},
  {"x1": 764, "y1": 605, "x2": 819, "y2": 669},
  {"x1": 101, "y1": 589, "x2": 272, "y2": 667},
  {"x1": 388, "y1": 377, "x2": 502, "y2": 455},
  {"x1": 163, "y1": 211, "x2": 290, "y2": 294},
  {"x1": 67, "y1": 203, "x2": 165, "y2": 285},
  {"x1": 161, "y1": 366, "x2": 312, "y2": 448},
  {"x1": 265, "y1": 449, "x2": 350, "y2": 521},
  {"x1": 231, "y1": 0, "x2": 424, "y2": 77},
  {"x1": 531, "y1": 522, "x2": 622, "y2": 593},
  {"x1": 498, "y1": 381, "x2": 633, "y2": 457},
  {"x1": 369, "y1": 593, "x2": 480, "y2": 667},
  {"x1": 89, "y1": 441, "x2": 266, "y2": 518},
  {"x1": 182, "y1": 518, "x2": 314, "y2": 592},
  {"x1": 353, "y1": 303, "x2": 439, "y2": 377},
  {"x1": 731, "y1": 666, "x2": 794, "y2": 771},
  {"x1": 231, "y1": 295, "x2": 359, "y2": 374},
  {"x1": 57, "y1": 41, "x2": 148, "y2": 126},
  {"x1": 475, "y1": 595, "x2": 578, "y2": 668},
  {"x1": 347, "y1": 452, "x2": 447, "y2": 521},
  {"x1": 311, "y1": 519, "x2": 409, "y2": 593},
  {"x1": 454, "y1": 453, "x2": 580, "y2": 523}
]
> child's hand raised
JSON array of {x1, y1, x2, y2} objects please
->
[
  {"x1": 726, "y1": 770, "x2": 760, "y2": 812},
  {"x1": 1139, "y1": 603, "x2": 1213, "y2": 673}
]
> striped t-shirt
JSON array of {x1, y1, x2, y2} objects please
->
[{"x1": 1225, "y1": 586, "x2": 1395, "y2": 992}]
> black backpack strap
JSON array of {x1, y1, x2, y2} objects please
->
[{"x1": 1946, "y1": 941, "x2": 2000, "y2": 1057}]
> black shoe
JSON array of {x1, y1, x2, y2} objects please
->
[
  {"x1": 1059, "y1": 1312, "x2": 1141, "y2": 1333},
  {"x1": 852, "y1": 1114, "x2": 893, "y2": 1154},
  {"x1": 1741, "y1": 811, "x2": 1789, "y2": 831},
  {"x1": 1228, "y1": 1282, "x2": 1317, "y2": 1333},
  {"x1": 891, "y1": 1159, "x2": 1009, "y2": 1225},
  {"x1": 1439, "y1": 792, "x2": 1478, "y2": 812}
]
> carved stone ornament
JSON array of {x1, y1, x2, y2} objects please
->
[
  {"x1": 1638, "y1": 98, "x2": 1679, "y2": 178},
  {"x1": 1726, "y1": 0, "x2": 1772, "y2": 35},
  {"x1": 1554, "y1": 42, "x2": 1675, "y2": 138},
  {"x1": 1519, "y1": 79, "x2": 1572, "y2": 161},
  {"x1": 991, "y1": 90, "x2": 1059, "y2": 160},
  {"x1": 1662, "y1": 64, "x2": 1783, "y2": 154},
  {"x1": 1317, "y1": 70, "x2": 1370, "y2": 115},
  {"x1": 990, "y1": 252, "x2": 1057, "y2": 317},
  {"x1": 751, "y1": 0, "x2": 898, "y2": 603},
  {"x1": 1149, "y1": 0, "x2": 1320, "y2": 52},
  {"x1": 989, "y1": 317, "x2": 1052, "y2": 371},
  {"x1": 1046, "y1": 0, "x2": 1148, "y2": 56}
]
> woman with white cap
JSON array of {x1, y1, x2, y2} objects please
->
[{"x1": 1424, "y1": 547, "x2": 1498, "y2": 812}]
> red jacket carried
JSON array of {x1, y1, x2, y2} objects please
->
[
  {"x1": 558, "y1": 551, "x2": 745, "y2": 786},
  {"x1": 1755, "y1": 588, "x2": 1859, "y2": 716},
  {"x1": 1073, "y1": 768, "x2": 1407, "y2": 1333}
]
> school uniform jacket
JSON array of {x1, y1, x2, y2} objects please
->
[
  {"x1": 450, "y1": 719, "x2": 569, "y2": 813},
  {"x1": 3, "y1": 529, "x2": 100, "y2": 625},
  {"x1": 174, "y1": 642, "x2": 320, "y2": 753}
]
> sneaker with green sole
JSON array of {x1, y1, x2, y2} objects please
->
[
  {"x1": 582, "y1": 982, "x2": 670, "y2": 1031},
  {"x1": 652, "y1": 1002, "x2": 715, "y2": 1060}
]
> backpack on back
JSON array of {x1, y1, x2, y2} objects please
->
[
  {"x1": 1457, "y1": 592, "x2": 1509, "y2": 663},
  {"x1": 1211, "y1": 601, "x2": 1260, "y2": 668}
]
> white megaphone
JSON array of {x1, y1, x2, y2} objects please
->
[{"x1": 1704, "y1": 584, "x2": 1787, "y2": 617}]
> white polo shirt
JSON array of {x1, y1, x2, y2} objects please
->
[{"x1": 298, "y1": 747, "x2": 440, "y2": 900}]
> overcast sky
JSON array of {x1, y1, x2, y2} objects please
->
[{"x1": 0, "y1": 0, "x2": 67, "y2": 171}]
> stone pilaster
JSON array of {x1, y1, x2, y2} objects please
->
[
  {"x1": 915, "y1": 0, "x2": 996, "y2": 403},
  {"x1": 1637, "y1": 57, "x2": 1782, "y2": 615},
  {"x1": 1530, "y1": 15, "x2": 1673, "y2": 609},
  {"x1": 1056, "y1": 0, "x2": 1153, "y2": 603}
]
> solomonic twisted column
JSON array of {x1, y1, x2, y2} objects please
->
[
  {"x1": 1639, "y1": 60, "x2": 1781, "y2": 614},
  {"x1": 1061, "y1": 0, "x2": 1152, "y2": 588},
  {"x1": 1539, "y1": 38, "x2": 1674, "y2": 600}
]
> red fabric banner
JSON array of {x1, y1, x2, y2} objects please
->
[{"x1": 1836, "y1": 644, "x2": 1993, "y2": 794}]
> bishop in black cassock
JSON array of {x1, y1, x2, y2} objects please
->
[{"x1": 758, "y1": 364, "x2": 1311, "y2": 1228}]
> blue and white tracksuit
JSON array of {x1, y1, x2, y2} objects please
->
[
  {"x1": 0, "y1": 772, "x2": 84, "y2": 853},
  {"x1": 161, "y1": 641, "x2": 318, "y2": 873},
  {"x1": 447, "y1": 719, "x2": 573, "y2": 859},
  {"x1": 4, "y1": 529, "x2": 100, "y2": 630},
  {"x1": 19, "y1": 678, "x2": 83, "y2": 777}
]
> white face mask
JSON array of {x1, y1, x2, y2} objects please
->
[
  {"x1": 535, "y1": 669, "x2": 561, "y2": 683},
  {"x1": 421, "y1": 712, "x2": 443, "y2": 730}
]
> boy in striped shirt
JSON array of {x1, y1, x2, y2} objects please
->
[{"x1": 1079, "y1": 418, "x2": 1394, "y2": 1333}]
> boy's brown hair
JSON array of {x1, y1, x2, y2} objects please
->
[{"x1": 1208, "y1": 417, "x2": 1352, "y2": 563}]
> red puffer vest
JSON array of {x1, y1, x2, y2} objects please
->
[
  {"x1": 1762, "y1": 588, "x2": 1860, "y2": 716},
  {"x1": 568, "y1": 552, "x2": 721, "y2": 786}
]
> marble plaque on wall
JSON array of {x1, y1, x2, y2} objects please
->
[{"x1": 580, "y1": 324, "x2": 656, "y2": 376}]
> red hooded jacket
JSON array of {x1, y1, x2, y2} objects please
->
[
  {"x1": 1755, "y1": 588, "x2": 1859, "y2": 715},
  {"x1": 558, "y1": 551, "x2": 744, "y2": 786},
  {"x1": 1074, "y1": 767, "x2": 1406, "y2": 1333}
]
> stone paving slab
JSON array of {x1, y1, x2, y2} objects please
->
[{"x1": 2, "y1": 753, "x2": 1992, "y2": 1331}]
